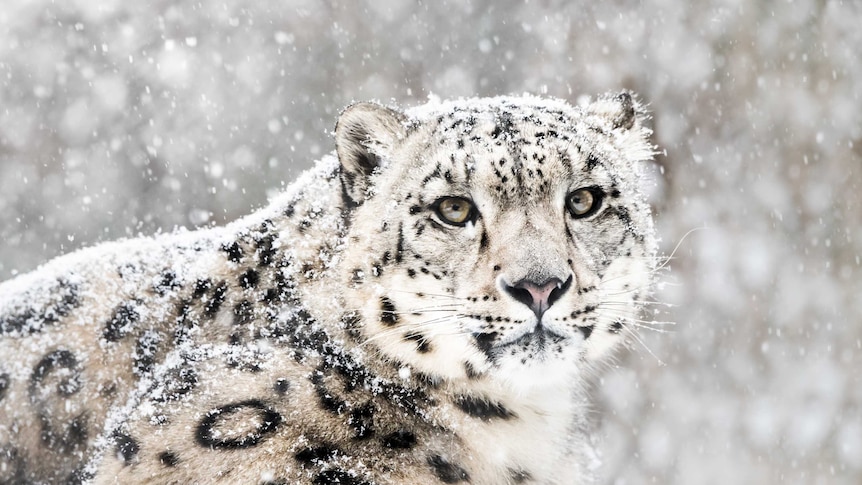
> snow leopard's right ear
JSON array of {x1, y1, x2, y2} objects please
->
[{"x1": 335, "y1": 102, "x2": 408, "y2": 208}]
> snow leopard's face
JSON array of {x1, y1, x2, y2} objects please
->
[{"x1": 337, "y1": 95, "x2": 656, "y2": 390}]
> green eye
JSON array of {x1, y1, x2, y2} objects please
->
[
  {"x1": 566, "y1": 187, "x2": 603, "y2": 218},
  {"x1": 434, "y1": 197, "x2": 475, "y2": 226}
]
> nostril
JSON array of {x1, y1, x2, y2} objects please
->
[
  {"x1": 504, "y1": 275, "x2": 573, "y2": 318},
  {"x1": 547, "y1": 275, "x2": 573, "y2": 308},
  {"x1": 504, "y1": 284, "x2": 535, "y2": 309}
]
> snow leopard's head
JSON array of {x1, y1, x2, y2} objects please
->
[{"x1": 335, "y1": 94, "x2": 657, "y2": 391}]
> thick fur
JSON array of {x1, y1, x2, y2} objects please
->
[{"x1": 0, "y1": 94, "x2": 657, "y2": 485}]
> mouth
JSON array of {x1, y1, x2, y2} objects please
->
[{"x1": 495, "y1": 324, "x2": 567, "y2": 352}]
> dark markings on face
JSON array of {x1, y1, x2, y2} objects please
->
[
  {"x1": 204, "y1": 281, "x2": 229, "y2": 318},
  {"x1": 159, "y1": 450, "x2": 179, "y2": 467},
  {"x1": 422, "y1": 162, "x2": 443, "y2": 185},
  {"x1": 578, "y1": 325, "x2": 595, "y2": 339},
  {"x1": 570, "y1": 305, "x2": 597, "y2": 319},
  {"x1": 195, "y1": 400, "x2": 282, "y2": 449},
  {"x1": 610, "y1": 321, "x2": 624, "y2": 334},
  {"x1": 113, "y1": 430, "x2": 140, "y2": 465},
  {"x1": 381, "y1": 430, "x2": 417, "y2": 449},
  {"x1": 479, "y1": 230, "x2": 489, "y2": 251},
  {"x1": 396, "y1": 223, "x2": 406, "y2": 263},
  {"x1": 427, "y1": 454, "x2": 471, "y2": 483},
  {"x1": 103, "y1": 301, "x2": 140, "y2": 342},
  {"x1": 454, "y1": 395, "x2": 515, "y2": 421},
  {"x1": 404, "y1": 332, "x2": 432, "y2": 353},
  {"x1": 380, "y1": 297, "x2": 398, "y2": 326},
  {"x1": 172, "y1": 299, "x2": 192, "y2": 342},
  {"x1": 312, "y1": 470, "x2": 372, "y2": 485},
  {"x1": 222, "y1": 241, "x2": 243, "y2": 263},
  {"x1": 473, "y1": 332, "x2": 498, "y2": 360}
]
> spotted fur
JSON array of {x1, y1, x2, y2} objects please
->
[{"x1": 0, "y1": 93, "x2": 657, "y2": 484}]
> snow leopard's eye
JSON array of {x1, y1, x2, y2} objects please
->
[
  {"x1": 434, "y1": 197, "x2": 476, "y2": 226},
  {"x1": 566, "y1": 187, "x2": 603, "y2": 219}
]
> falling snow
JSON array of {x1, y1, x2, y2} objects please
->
[{"x1": 1, "y1": 1, "x2": 861, "y2": 484}]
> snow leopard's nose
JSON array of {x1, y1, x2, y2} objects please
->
[{"x1": 504, "y1": 275, "x2": 573, "y2": 319}]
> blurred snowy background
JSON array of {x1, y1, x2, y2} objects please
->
[{"x1": 1, "y1": 0, "x2": 860, "y2": 483}]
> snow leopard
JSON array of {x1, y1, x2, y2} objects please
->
[{"x1": 0, "y1": 93, "x2": 658, "y2": 484}]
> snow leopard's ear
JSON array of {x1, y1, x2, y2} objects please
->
[
  {"x1": 586, "y1": 92, "x2": 654, "y2": 162},
  {"x1": 335, "y1": 102, "x2": 408, "y2": 207},
  {"x1": 586, "y1": 91, "x2": 644, "y2": 132}
]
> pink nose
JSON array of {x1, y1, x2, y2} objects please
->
[{"x1": 504, "y1": 276, "x2": 572, "y2": 318}]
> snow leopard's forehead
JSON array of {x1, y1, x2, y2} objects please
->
[{"x1": 392, "y1": 96, "x2": 644, "y2": 207}]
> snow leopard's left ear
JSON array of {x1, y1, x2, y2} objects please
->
[
  {"x1": 335, "y1": 102, "x2": 408, "y2": 208},
  {"x1": 586, "y1": 92, "x2": 646, "y2": 131},
  {"x1": 587, "y1": 92, "x2": 654, "y2": 161}
]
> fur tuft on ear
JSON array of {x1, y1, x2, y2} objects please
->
[
  {"x1": 335, "y1": 102, "x2": 407, "y2": 207},
  {"x1": 585, "y1": 92, "x2": 654, "y2": 164},
  {"x1": 586, "y1": 91, "x2": 645, "y2": 132}
]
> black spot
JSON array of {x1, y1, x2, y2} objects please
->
[
  {"x1": 204, "y1": 281, "x2": 229, "y2": 317},
  {"x1": 395, "y1": 226, "x2": 405, "y2": 265},
  {"x1": 349, "y1": 402, "x2": 375, "y2": 440},
  {"x1": 382, "y1": 430, "x2": 416, "y2": 449},
  {"x1": 454, "y1": 395, "x2": 515, "y2": 421},
  {"x1": 463, "y1": 362, "x2": 481, "y2": 380},
  {"x1": 311, "y1": 371, "x2": 346, "y2": 415},
  {"x1": 233, "y1": 300, "x2": 254, "y2": 325},
  {"x1": 133, "y1": 331, "x2": 161, "y2": 376},
  {"x1": 37, "y1": 410, "x2": 89, "y2": 453},
  {"x1": 159, "y1": 450, "x2": 179, "y2": 467},
  {"x1": 0, "y1": 372, "x2": 9, "y2": 401},
  {"x1": 154, "y1": 367, "x2": 198, "y2": 402},
  {"x1": 30, "y1": 349, "x2": 78, "y2": 389},
  {"x1": 404, "y1": 332, "x2": 432, "y2": 353},
  {"x1": 473, "y1": 332, "x2": 497, "y2": 359},
  {"x1": 509, "y1": 468, "x2": 532, "y2": 483},
  {"x1": 239, "y1": 268, "x2": 260, "y2": 289},
  {"x1": 273, "y1": 378, "x2": 290, "y2": 395},
  {"x1": 479, "y1": 231, "x2": 489, "y2": 251},
  {"x1": 295, "y1": 444, "x2": 339, "y2": 463},
  {"x1": 256, "y1": 235, "x2": 277, "y2": 267},
  {"x1": 103, "y1": 301, "x2": 139, "y2": 342},
  {"x1": 222, "y1": 241, "x2": 243, "y2": 263},
  {"x1": 380, "y1": 297, "x2": 398, "y2": 326},
  {"x1": 428, "y1": 454, "x2": 470, "y2": 483},
  {"x1": 313, "y1": 470, "x2": 372, "y2": 485},
  {"x1": 154, "y1": 270, "x2": 180, "y2": 295},
  {"x1": 578, "y1": 325, "x2": 595, "y2": 339},
  {"x1": 193, "y1": 278, "x2": 212, "y2": 298},
  {"x1": 113, "y1": 431, "x2": 140, "y2": 465},
  {"x1": 406, "y1": 268, "x2": 416, "y2": 278},
  {"x1": 196, "y1": 400, "x2": 282, "y2": 449},
  {"x1": 610, "y1": 321, "x2": 624, "y2": 334}
]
